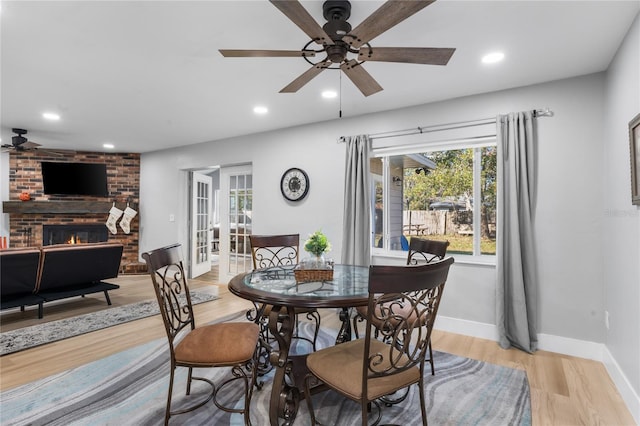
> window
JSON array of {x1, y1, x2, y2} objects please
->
[{"x1": 371, "y1": 143, "x2": 497, "y2": 257}]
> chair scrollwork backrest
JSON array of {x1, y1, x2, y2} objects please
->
[
  {"x1": 364, "y1": 258, "x2": 454, "y2": 378},
  {"x1": 142, "y1": 243, "x2": 195, "y2": 346},
  {"x1": 407, "y1": 238, "x2": 450, "y2": 265},
  {"x1": 249, "y1": 234, "x2": 299, "y2": 269}
]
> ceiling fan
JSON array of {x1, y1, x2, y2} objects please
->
[
  {"x1": 1, "y1": 128, "x2": 66, "y2": 155},
  {"x1": 1, "y1": 128, "x2": 42, "y2": 152},
  {"x1": 219, "y1": 0, "x2": 455, "y2": 97}
]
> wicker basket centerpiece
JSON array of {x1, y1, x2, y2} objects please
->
[{"x1": 294, "y1": 266, "x2": 333, "y2": 283}]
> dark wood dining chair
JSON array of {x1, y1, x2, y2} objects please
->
[
  {"x1": 248, "y1": 234, "x2": 321, "y2": 351},
  {"x1": 142, "y1": 243, "x2": 260, "y2": 426},
  {"x1": 353, "y1": 237, "x2": 450, "y2": 376},
  {"x1": 304, "y1": 258, "x2": 455, "y2": 426}
]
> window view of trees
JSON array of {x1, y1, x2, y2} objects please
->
[{"x1": 372, "y1": 145, "x2": 497, "y2": 256}]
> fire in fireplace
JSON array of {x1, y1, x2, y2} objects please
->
[{"x1": 42, "y1": 224, "x2": 108, "y2": 246}]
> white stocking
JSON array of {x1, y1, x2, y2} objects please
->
[
  {"x1": 106, "y1": 206, "x2": 124, "y2": 235},
  {"x1": 119, "y1": 206, "x2": 138, "y2": 234}
]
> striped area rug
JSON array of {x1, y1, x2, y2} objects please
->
[
  {"x1": 0, "y1": 291, "x2": 218, "y2": 356},
  {"x1": 0, "y1": 320, "x2": 531, "y2": 426}
]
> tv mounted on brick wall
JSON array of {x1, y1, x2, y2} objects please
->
[{"x1": 41, "y1": 162, "x2": 109, "y2": 197}]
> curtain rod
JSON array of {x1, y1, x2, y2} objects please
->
[{"x1": 337, "y1": 108, "x2": 554, "y2": 143}]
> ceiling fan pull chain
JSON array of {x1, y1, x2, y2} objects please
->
[{"x1": 339, "y1": 70, "x2": 343, "y2": 118}]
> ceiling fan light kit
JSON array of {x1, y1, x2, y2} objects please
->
[{"x1": 219, "y1": 0, "x2": 455, "y2": 97}]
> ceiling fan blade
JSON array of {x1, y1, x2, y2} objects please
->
[
  {"x1": 23, "y1": 141, "x2": 41, "y2": 149},
  {"x1": 345, "y1": 1, "x2": 435, "y2": 49},
  {"x1": 270, "y1": 0, "x2": 334, "y2": 46},
  {"x1": 37, "y1": 149, "x2": 67, "y2": 157},
  {"x1": 219, "y1": 49, "x2": 316, "y2": 58},
  {"x1": 280, "y1": 60, "x2": 332, "y2": 93},
  {"x1": 340, "y1": 60, "x2": 383, "y2": 97},
  {"x1": 358, "y1": 47, "x2": 455, "y2": 65}
]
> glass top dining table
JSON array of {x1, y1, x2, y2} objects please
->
[
  {"x1": 228, "y1": 264, "x2": 371, "y2": 426},
  {"x1": 228, "y1": 264, "x2": 370, "y2": 309}
]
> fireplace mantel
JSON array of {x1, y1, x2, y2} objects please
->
[{"x1": 2, "y1": 201, "x2": 115, "y2": 214}]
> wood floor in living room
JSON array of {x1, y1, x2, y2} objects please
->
[{"x1": 0, "y1": 267, "x2": 635, "y2": 426}]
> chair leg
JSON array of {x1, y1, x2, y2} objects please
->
[
  {"x1": 304, "y1": 375, "x2": 319, "y2": 425},
  {"x1": 185, "y1": 367, "x2": 193, "y2": 395},
  {"x1": 361, "y1": 400, "x2": 369, "y2": 426},
  {"x1": 292, "y1": 310, "x2": 321, "y2": 351},
  {"x1": 352, "y1": 316, "x2": 359, "y2": 339},
  {"x1": 428, "y1": 341, "x2": 435, "y2": 375},
  {"x1": 244, "y1": 357, "x2": 258, "y2": 426},
  {"x1": 418, "y1": 379, "x2": 428, "y2": 426},
  {"x1": 165, "y1": 366, "x2": 176, "y2": 426},
  {"x1": 306, "y1": 310, "x2": 321, "y2": 351}
]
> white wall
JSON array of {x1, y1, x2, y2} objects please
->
[
  {"x1": 603, "y1": 12, "x2": 640, "y2": 421},
  {"x1": 141, "y1": 71, "x2": 608, "y2": 343}
]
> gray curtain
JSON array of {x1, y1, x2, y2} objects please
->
[
  {"x1": 496, "y1": 111, "x2": 539, "y2": 353},
  {"x1": 341, "y1": 135, "x2": 371, "y2": 266}
]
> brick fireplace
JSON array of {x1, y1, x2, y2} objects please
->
[{"x1": 3, "y1": 150, "x2": 141, "y2": 269}]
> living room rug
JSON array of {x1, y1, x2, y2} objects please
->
[
  {"x1": 0, "y1": 321, "x2": 531, "y2": 426},
  {"x1": 0, "y1": 291, "x2": 218, "y2": 356}
]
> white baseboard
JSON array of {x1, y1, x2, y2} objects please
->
[
  {"x1": 602, "y1": 346, "x2": 640, "y2": 425},
  {"x1": 434, "y1": 315, "x2": 639, "y2": 425},
  {"x1": 434, "y1": 315, "x2": 499, "y2": 342},
  {"x1": 537, "y1": 332, "x2": 604, "y2": 361},
  {"x1": 435, "y1": 315, "x2": 604, "y2": 360}
]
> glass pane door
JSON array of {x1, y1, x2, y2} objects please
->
[
  {"x1": 219, "y1": 165, "x2": 252, "y2": 282},
  {"x1": 190, "y1": 171, "x2": 213, "y2": 278}
]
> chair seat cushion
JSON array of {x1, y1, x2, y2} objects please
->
[
  {"x1": 175, "y1": 322, "x2": 259, "y2": 365},
  {"x1": 306, "y1": 338, "x2": 421, "y2": 401}
]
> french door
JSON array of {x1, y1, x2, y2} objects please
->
[
  {"x1": 218, "y1": 165, "x2": 253, "y2": 283},
  {"x1": 189, "y1": 171, "x2": 213, "y2": 278}
]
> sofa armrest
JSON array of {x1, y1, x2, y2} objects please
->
[{"x1": 0, "y1": 248, "x2": 41, "y2": 298}]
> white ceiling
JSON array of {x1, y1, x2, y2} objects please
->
[{"x1": 1, "y1": 1, "x2": 638, "y2": 153}]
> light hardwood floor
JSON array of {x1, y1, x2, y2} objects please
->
[{"x1": 0, "y1": 271, "x2": 635, "y2": 425}]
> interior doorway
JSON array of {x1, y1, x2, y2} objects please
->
[{"x1": 189, "y1": 169, "x2": 219, "y2": 280}]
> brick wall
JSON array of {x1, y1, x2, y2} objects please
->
[{"x1": 7, "y1": 150, "x2": 141, "y2": 267}]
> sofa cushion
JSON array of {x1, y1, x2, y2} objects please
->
[{"x1": 37, "y1": 243, "x2": 123, "y2": 292}]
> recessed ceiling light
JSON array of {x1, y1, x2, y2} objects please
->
[
  {"x1": 253, "y1": 106, "x2": 268, "y2": 115},
  {"x1": 103, "y1": 143, "x2": 115, "y2": 149},
  {"x1": 322, "y1": 90, "x2": 337, "y2": 99},
  {"x1": 482, "y1": 52, "x2": 504, "y2": 64},
  {"x1": 42, "y1": 112, "x2": 61, "y2": 121}
]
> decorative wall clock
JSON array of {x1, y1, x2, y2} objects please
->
[{"x1": 280, "y1": 167, "x2": 309, "y2": 201}]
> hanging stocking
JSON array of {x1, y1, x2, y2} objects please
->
[
  {"x1": 106, "y1": 205, "x2": 123, "y2": 235},
  {"x1": 119, "y1": 206, "x2": 138, "y2": 234}
]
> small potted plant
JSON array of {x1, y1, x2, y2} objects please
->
[{"x1": 303, "y1": 230, "x2": 331, "y2": 269}]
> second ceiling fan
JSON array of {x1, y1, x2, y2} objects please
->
[{"x1": 219, "y1": 0, "x2": 455, "y2": 97}]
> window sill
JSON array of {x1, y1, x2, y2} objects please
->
[{"x1": 371, "y1": 249, "x2": 496, "y2": 267}]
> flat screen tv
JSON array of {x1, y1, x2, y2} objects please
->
[{"x1": 41, "y1": 162, "x2": 109, "y2": 197}]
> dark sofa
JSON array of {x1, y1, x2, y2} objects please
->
[{"x1": 1, "y1": 242, "x2": 123, "y2": 318}]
